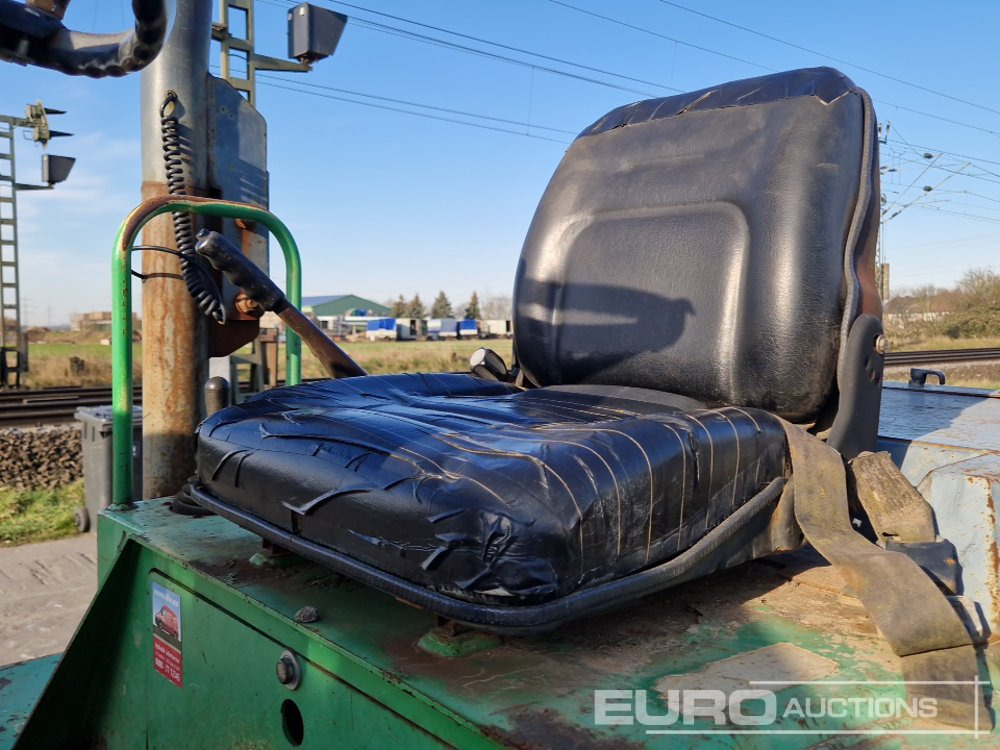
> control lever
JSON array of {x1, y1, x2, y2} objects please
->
[
  {"x1": 470, "y1": 348, "x2": 509, "y2": 381},
  {"x1": 909, "y1": 368, "x2": 946, "y2": 387},
  {"x1": 194, "y1": 230, "x2": 366, "y2": 379}
]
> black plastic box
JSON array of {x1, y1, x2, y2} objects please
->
[
  {"x1": 75, "y1": 406, "x2": 142, "y2": 532},
  {"x1": 287, "y1": 3, "x2": 347, "y2": 64}
]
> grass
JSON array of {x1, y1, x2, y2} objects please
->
[
  {"x1": 22, "y1": 333, "x2": 1000, "y2": 390},
  {"x1": 23, "y1": 342, "x2": 141, "y2": 388},
  {"x1": 22, "y1": 338, "x2": 513, "y2": 387},
  {"x1": 297, "y1": 339, "x2": 514, "y2": 380},
  {"x1": 6, "y1": 338, "x2": 513, "y2": 545},
  {"x1": 8, "y1": 332, "x2": 999, "y2": 546},
  {"x1": 0, "y1": 482, "x2": 82, "y2": 547},
  {"x1": 23, "y1": 328, "x2": 1000, "y2": 389}
]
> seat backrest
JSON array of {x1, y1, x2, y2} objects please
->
[{"x1": 513, "y1": 67, "x2": 880, "y2": 423}]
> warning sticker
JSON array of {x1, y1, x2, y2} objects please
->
[{"x1": 151, "y1": 581, "x2": 183, "y2": 687}]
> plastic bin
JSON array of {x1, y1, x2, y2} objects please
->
[{"x1": 75, "y1": 405, "x2": 142, "y2": 532}]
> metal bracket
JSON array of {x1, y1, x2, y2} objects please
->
[
  {"x1": 214, "y1": 0, "x2": 309, "y2": 107},
  {"x1": 827, "y1": 314, "x2": 885, "y2": 459},
  {"x1": 909, "y1": 368, "x2": 946, "y2": 387}
]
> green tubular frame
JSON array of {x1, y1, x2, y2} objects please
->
[{"x1": 111, "y1": 197, "x2": 302, "y2": 508}]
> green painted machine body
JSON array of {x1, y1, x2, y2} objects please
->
[{"x1": 4, "y1": 501, "x2": 997, "y2": 748}]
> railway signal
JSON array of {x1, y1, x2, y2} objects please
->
[{"x1": 0, "y1": 101, "x2": 74, "y2": 387}]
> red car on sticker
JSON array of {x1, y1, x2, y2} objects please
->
[{"x1": 155, "y1": 605, "x2": 179, "y2": 638}]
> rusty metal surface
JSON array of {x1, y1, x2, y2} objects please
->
[
  {"x1": 877, "y1": 382, "x2": 1000, "y2": 637},
  {"x1": 276, "y1": 306, "x2": 366, "y2": 378},
  {"x1": 878, "y1": 383, "x2": 1000, "y2": 461},
  {"x1": 205, "y1": 77, "x2": 268, "y2": 357},
  {"x1": 916, "y1": 458, "x2": 1000, "y2": 635},
  {"x1": 139, "y1": 181, "x2": 209, "y2": 499},
  {"x1": 137, "y1": 1, "x2": 213, "y2": 499},
  {"x1": 85, "y1": 502, "x2": 997, "y2": 747}
]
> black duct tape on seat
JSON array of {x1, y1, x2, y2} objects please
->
[
  {"x1": 196, "y1": 374, "x2": 788, "y2": 605},
  {"x1": 189, "y1": 477, "x2": 784, "y2": 635}
]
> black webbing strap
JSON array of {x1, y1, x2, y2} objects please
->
[{"x1": 782, "y1": 420, "x2": 985, "y2": 729}]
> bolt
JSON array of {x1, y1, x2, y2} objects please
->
[
  {"x1": 874, "y1": 334, "x2": 888, "y2": 355},
  {"x1": 235, "y1": 292, "x2": 264, "y2": 318},
  {"x1": 276, "y1": 651, "x2": 301, "y2": 689}
]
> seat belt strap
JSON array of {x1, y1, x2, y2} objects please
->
[{"x1": 781, "y1": 420, "x2": 984, "y2": 729}]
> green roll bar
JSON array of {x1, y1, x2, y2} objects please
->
[{"x1": 112, "y1": 196, "x2": 302, "y2": 508}]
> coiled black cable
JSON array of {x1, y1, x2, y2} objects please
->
[{"x1": 159, "y1": 90, "x2": 226, "y2": 323}]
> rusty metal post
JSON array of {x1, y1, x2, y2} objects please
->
[{"x1": 138, "y1": 0, "x2": 213, "y2": 498}]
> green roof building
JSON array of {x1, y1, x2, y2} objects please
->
[{"x1": 302, "y1": 295, "x2": 392, "y2": 335}]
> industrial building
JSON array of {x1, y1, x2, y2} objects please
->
[{"x1": 301, "y1": 294, "x2": 391, "y2": 336}]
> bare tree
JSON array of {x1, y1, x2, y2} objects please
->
[
  {"x1": 481, "y1": 294, "x2": 512, "y2": 319},
  {"x1": 956, "y1": 268, "x2": 1000, "y2": 311}
]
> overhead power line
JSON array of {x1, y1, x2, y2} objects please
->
[
  {"x1": 912, "y1": 205, "x2": 1000, "y2": 225},
  {"x1": 938, "y1": 189, "x2": 1000, "y2": 206},
  {"x1": 888, "y1": 157, "x2": 1000, "y2": 187},
  {"x1": 882, "y1": 124, "x2": 1000, "y2": 178},
  {"x1": 256, "y1": 77, "x2": 571, "y2": 144},
  {"x1": 890, "y1": 232, "x2": 1000, "y2": 252},
  {"x1": 255, "y1": 78, "x2": 1000, "y2": 222},
  {"x1": 257, "y1": 72, "x2": 576, "y2": 136},
  {"x1": 874, "y1": 99, "x2": 1000, "y2": 138},
  {"x1": 321, "y1": 0, "x2": 679, "y2": 98},
  {"x1": 882, "y1": 154, "x2": 941, "y2": 216},
  {"x1": 655, "y1": 0, "x2": 1000, "y2": 119},
  {"x1": 885, "y1": 168, "x2": 967, "y2": 222},
  {"x1": 305, "y1": 0, "x2": 1000, "y2": 142},
  {"x1": 255, "y1": 0, "x2": 1000, "y2": 197},
  {"x1": 545, "y1": 1, "x2": 1000, "y2": 139},
  {"x1": 897, "y1": 141, "x2": 1000, "y2": 171},
  {"x1": 548, "y1": 0, "x2": 775, "y2": 73},
  {"x1": 348, "y1": 18, "x2": 662, "y2": 98}
]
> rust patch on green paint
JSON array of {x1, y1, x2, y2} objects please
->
[
  {"x1": 417, "y1": 626, "x2": 502, "y2": 658},
  {"x1": 488, "y1": 708, "x2": 645, "y2": 750}
]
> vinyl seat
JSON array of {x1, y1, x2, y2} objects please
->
[
  {"x1": 197, "y1": 373, "x2": 787, "y2": 603},
  {"x1": 192, "y1": 66, "x2": 882, "y2": 628}
]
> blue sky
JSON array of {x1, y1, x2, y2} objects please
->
[{"x1": 3, "y1": 0, "x2": 999, "y2": 325}]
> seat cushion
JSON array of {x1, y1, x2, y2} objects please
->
[{"x1": 196, "y1": 373, "x2": 788, "y2": 604}]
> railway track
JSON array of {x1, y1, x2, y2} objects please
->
[
  {"x1": 0, "y1": 380, "x2": 319, "y2": 427},
  {"x1": 0, "y1": 387, "x2": 142, "y2": 428},
  {"x1": 2, "y1": 348, "x2": 999, "y2": 426},
  {"x1": 882, "y1": 347, "x2": 1000, "y2": 367}
]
